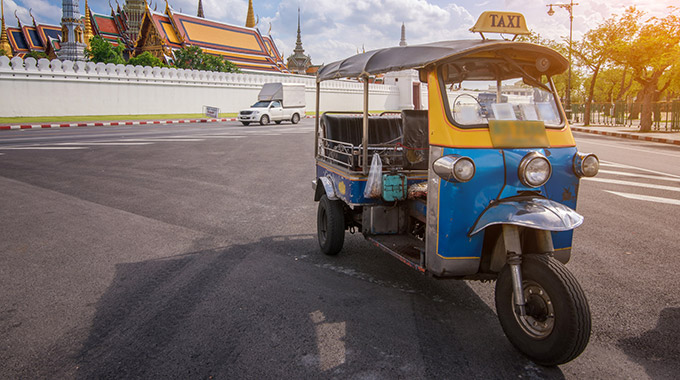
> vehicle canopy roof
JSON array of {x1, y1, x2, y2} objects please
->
[{"x1": 316, "y1": 39, "x2": 567, "y2": 83}]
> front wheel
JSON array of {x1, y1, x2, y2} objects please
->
[
  {"x1": 291, "y1": 113, "x2": 300, "y2": 124},
  {"x1": 260, "y1": 115, "x2": 270, "y2": 125},
  {"x1": 495, "y1": 254, "x2": 591, "y2": 366},
  {"x1": 317, "y1": 195, "x2": 345, "y2": 255}
]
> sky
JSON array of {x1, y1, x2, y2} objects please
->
[{"x1": 3, "y1": 0, "x2": 677, "y2": 64}]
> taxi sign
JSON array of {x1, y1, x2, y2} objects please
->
[{"x1": 470, "y1": 11, "x2": 530, "y2": 36}]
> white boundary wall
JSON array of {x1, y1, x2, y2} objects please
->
[{"x1": 0, "y1": 57, "x2": 402, "y2": 117}]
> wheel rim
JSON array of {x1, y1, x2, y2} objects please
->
[{"x1": 512, "y1": 280, "x2": 555, "y2": 339}]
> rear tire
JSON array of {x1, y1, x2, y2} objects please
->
[
  {"x1": 291, "y1": 113, "x2": 300, "y2": 124},
  {"x1": 317, "y1": 195, "x2": 345, "y2": 256},
  {"x1": 495, "y1": 254, "x2": 591, "y2": 366},
  {"x1": 260, "y1": 115, "x2": 270, "y2": 125},
  {"x1": 241, "y1": 121, "x2": 250, "y2": 126}
]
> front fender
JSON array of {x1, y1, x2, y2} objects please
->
[
  {"x1": 469, "y1": 196, "x2": 583, "y2": 236},
  {"x1": 313, "y1": 176, "x2": 338, "y2": 201}
]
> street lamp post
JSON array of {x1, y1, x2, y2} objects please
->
[{"x1": 547, "y1": 1, "x2": 578, "y2": 121}]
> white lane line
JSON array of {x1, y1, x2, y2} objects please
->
[
  {"x1": 56, "y1": 142, "x2": 153, "y2": 146},
  {"x1": 578, "y1": 138, "x2": 680, "y2": 158},
  {"x1": 600, "y1": 161, "x2": 680, "y2": 179},
  {"x1": 599, "y1": 170, "x2": 680, "y2": 183},
  {"x1": 193, "y1": 135, "x2": 246, "y2": 139},
  {"x1": 120, "y1": 138, "x2": 205, "y2": 142},
  {"x1": 0, "y1": 146, "x2": 88, "y2": 150},
  {"x1": 605, "y1": 191, "x2": 680, "y2": 206},
  {"x1": 583, "y1": 177, "x2": 680, "y2": 192}
]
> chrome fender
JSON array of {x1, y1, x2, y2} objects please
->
[
  {"x1": 469, "y1": 197, "x2": 583, "y2": 236},
  {"x1": 313, "y1": 176, "x2": 338, "y2": 201}
]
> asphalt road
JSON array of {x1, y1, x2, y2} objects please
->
[{"x1": 0, "y1": 121, "x2": 678, "y2": 379}]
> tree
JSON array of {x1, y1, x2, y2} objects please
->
[
  {"x1": 609, "y1": 7, "x2": 680, "y2": 131},
  {"x1": 0, "y1": 48, "x2": 6, "y2": 57},
  {"x1": 85, "y1": 36, "x2": 125, "y2": 65},
  {"x1": 173, "y1": 45, "x2": 240, "y2": 72},
  {"x1": 572, "y1": 15, "x2": 629, "y2": 125},
  {"x1": 127, "y1": 51, "x2": 165, "y2": 67}
]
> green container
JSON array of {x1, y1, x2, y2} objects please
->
[{"x1": 382, "y1": 174, "x2": 407, "y2": 202}]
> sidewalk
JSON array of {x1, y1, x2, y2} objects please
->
[{"x1": 571, "y1": 124, "x2": 680, "y2": 146}]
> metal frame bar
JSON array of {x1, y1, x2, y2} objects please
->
[
  {"x1": 362, "y1": 77, "x2": 369, "y2": 175},
  {"x1": 314, "y1": 81, "x2": 320, "y2": 158}
]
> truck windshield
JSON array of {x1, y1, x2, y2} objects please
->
[
  {"x1": 252, "y1": 101, "x2": 271, "y2": 108},
  {"x1": 443, "y1": 78, "x2": 563, "y2": 128}
]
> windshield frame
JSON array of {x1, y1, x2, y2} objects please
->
[{"x1": 437, "y1": 63, "x2": 565, "y2": 130}]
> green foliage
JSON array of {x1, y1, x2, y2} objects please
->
[
  {"x1": 0, "y1": 48, "x2": 7, "y2": 57},
  {"x1": 25, "y1": 50, "x2": 48, "y2": 60},
  {"x1": 85, "y1": 36, "x2": 125, "y2": 64},
  {"x1": 173, "y1": 45, "x2": 240, "y2": 72},
  {"x1": 127, "y1": 51, "x2": 166, "y2": 68}
]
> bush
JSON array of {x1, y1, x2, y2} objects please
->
[
  {"x1": 127, "y1": 51, "x2": 166, "y2": 67},
  {"x1": 173, "y1": 45, "x2": 240, "y2": 72}
]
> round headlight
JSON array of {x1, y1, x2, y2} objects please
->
[
  {"x1": 573, "y1": 152, "x2": 599, "y2": 177},
  {"x1": 518, "y1": 152, "x2": 552, "y2": 188},
  {"x1": 433, "y1": 155, "x2": 476, "y2": 183}
]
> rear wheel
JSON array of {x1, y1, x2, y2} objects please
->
[
  {"x1": 260, "y1": 115, "x2": 270, "y2": 125},
  {"x1": 291, "y1": 113, "x2": 300, "y2": 124},
  {"x1": 317, "y1": 195, "x2": 345, "y2": 255},
  {"x1": 241, "y1": 121, "x2": 250, "y2": 126},
  {"x1": 495, "y1": 254, "x2": 591, "y2": 366}
]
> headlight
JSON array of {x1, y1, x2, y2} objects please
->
[
  {"x1": 433, "y1": 155, "x2": 475, "y2": 183},
  {"x1": 573, "y1": 152, "x2": 599, "y2": 177},
  {"x1": 518, "y1": 152, "x2": 552, "y2": 188}
]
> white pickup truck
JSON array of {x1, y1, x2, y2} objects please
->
[{"x1": 238, "y1": 83, "x2": 306, "y2": 126}]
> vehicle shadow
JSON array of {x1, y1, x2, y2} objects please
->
[
  {"x1": 618, "y1": 307, "x2": 680, "y2": 379},
  {"x1": 66, "y1": 234, "x2": 565, "y2": 379}
]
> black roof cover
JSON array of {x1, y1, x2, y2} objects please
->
[{"x1": 316, "y1": 39, "x2": 567, "y2": 82}]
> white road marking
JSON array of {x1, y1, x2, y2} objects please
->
[
  {"x1": 0, "y1": 146, "x2": 88, "y2": 150},
  {"x1": 583, "y1": 177, "x2": 680, "y2": 192},
  {"x1": 605, "y1": 191, "x2": 680, "y2": 206},
  {"x1": 599, "y1": 170, "x2": 680, "y2": 183},
  {"x1": 119, "y1": 138, "x2": 205, "y2": 142},
  {"x1": 193, "y1": 135, "x2": 246, "y2": 139},
  {"x1": 56, "y1": 142, "x2": 153, "y2": 146},
  {"x1": 309, "y1": 310, "x2": 346, "y2": 371},
  {"x1": 600, "y1": 161, "x2": 680, "y2": 179},
  {"x1": 578, "y1": 138, "x2": 680, "y2": 158}
]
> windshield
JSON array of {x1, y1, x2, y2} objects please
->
[
  {"x1": 252, "y1": 101, "x2": 271, "y2": 108},
  {"x1": 442, "y1": 78, "x2": 563, "y2": 128}
]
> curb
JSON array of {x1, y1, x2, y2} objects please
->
[
  {"x1": 0, "y1": 115, "x2": 317, "y2": 130},
  {"x1": 571, "y1": 126, "x2": 680, "y2": 146},
  {"x1": 0, "y1": 118, "x2": 240, "y2": 130}
]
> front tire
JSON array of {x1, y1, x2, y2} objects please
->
[
  {"x1": 291, "y1": 113, "x2": 300, "y2": 124},
  {"x1": 260, "y1": 115, "x2": 270, "y2": 125},
  {"x1": 495, "y1": 254, "x2": 591, "y2": 366},
  {"x1": 317, "y1": 195, "x2": 345, "y2": 255}
]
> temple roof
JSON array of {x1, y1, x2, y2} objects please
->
[
  {"x1": 91, "y1": 13, "x2": 125, "y2": 45},
  {"x1": 140, "y1": 8, "x2": 287, "y2": 72}
]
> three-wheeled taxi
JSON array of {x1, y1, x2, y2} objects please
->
[{"x1": 312, "y1": 12, "x2": 599, "y2": 366}]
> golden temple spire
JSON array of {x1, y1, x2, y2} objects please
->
[
  {"x1": 165, "y1": 0, "x2": 170, "y2": 15},
  {"x1": 83, "y1": 0, "x2": 94, "y2": 47},
  {"x1": 0, "y1": 0, "x2": 12, "y2": 58},
  {"x1": 197, "y1": 0, "x2": 204, "y2": 18},
  {"x1": 245, "y1": 0, "x2": 256, "y2": 28}
]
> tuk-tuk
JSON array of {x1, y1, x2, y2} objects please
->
[{"x1": 312, "y1": 12, "x2": 599, "y2": 366}]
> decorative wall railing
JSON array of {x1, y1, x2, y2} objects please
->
[{"x1": 570, "y1": 101, "x2": 680, "y2": 131}]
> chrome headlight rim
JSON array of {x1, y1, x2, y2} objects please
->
[
  {"x1": 518, "y1": 152, "x2": 552, "y2": 188},
  {"x1": 573, "y1": 152, "x2": 599, "y2": 178},
  {"x1": 433, "y1": 155, "x2": 476, "y2": 183}
]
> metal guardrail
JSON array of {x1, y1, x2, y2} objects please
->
[{"x1": 570, "y1": 101, "x2": 680, "y2": 131}]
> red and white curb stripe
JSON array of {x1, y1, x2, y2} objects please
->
[
  {"x1": 571, "y1": 126, "x2": 680, "y2": 146},
  {"x1": 0, "y1": 118, "x2": 242, "y2": 130},
  {"x1": 0, "y1": 115, "x2": 318, "y2": 130}
]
